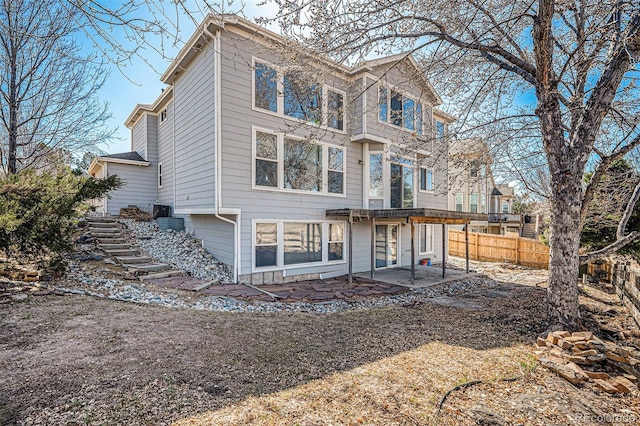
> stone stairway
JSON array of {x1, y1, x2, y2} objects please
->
[
  {"x1": 522, "y1": 222, "x2": 537, "y2": 240},
  {"x1": 86, "y1": 216, "x2": 183, "y2": 281}
]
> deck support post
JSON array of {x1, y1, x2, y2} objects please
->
[
  {"x1": 348, "y1": 216, "x2": 353, "y2": 283},
  {"x1": 370, "y1": 217, "x2": 376, "y2": 279},
  {"x1": 465, "y1": 223, "x2": 470, "y2": 273},
  {"x1": 411, "y1": 220, "x2": 415, "y2": 286},
  {"x1": 442, "y1": 223, "x2": 446, "y2": 278}
]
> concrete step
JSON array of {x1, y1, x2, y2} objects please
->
[
  {"x1": 88, "y1": 222, "x2": 118, "y2": 229},
  {"x1": 116, "y1": 255, "x2": 152, "y2": 264},
  {"x1": 99, "y1": 243, "x2": 131, "y2": 250},
  {"x1": 97, "y1": 238, "x2": 128, "y2": 244},
  {"x1": 89, "y1": 227, "x2": 118, "y2": 234},
  {"x1": 86, "y1": 217, "x2": 117, "y2": 224},
  {"x1": 127, "y1": 263, "x2": 171, "y2": 273},
  {"x1": 139, "y1": 270, "x2": 184, "y2": 281},
  {"x1": 104, "y1": 249, "x2": 138, "y2": 257},
  {"x1": 92, "y1": 232, "x2": 123, "y2": 239}
]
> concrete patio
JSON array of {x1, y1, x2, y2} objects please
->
[{"x1": 355, "y1": 264, "x2": 479, "y2": 289}]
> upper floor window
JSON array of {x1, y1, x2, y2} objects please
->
[
  {"x1": 470, "y1": 193, "x2": 478, "y2": 213},
  {"x1": 469, "y1": 161, "x2": 479, "y2": 178},
  {"x1": 455, "y1": 193, "x2": 463, "y2": 212},
  {"x1": 481, "y1": 194, "x2": 486, "y2": 214},
  {"x1": 254, "y1": 62, "x2": 278, "y2": 112},
  {"x1": 253, "y1": 60, "x2": 344, "y2": 131},
  {"x1": 434, "y1": 119, "x2": 445, "y2": 140},
  {"x1": 254, "y1": 128, "x2": 345, "y2": 195},
  {"x1": 379, "y1": 86, "x2": 423, "y2": 134},
  {"x1": 502, "y1": 201, "x2": 509, "y2": 213},
  {"x1": 420, "y1": 167, "x2": 433, "y2": 191},
  {"x1": 369, "y1": 153, "x2": 384, "y2": 198},
  {"x1": 160, "y1": 108, "x2": 168, "y2": 123},
  {"x1": 390, "y1": 157, "x2": 414, "y2": 208}
]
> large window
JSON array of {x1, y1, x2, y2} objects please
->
[
  {"x1": 284, "y1": 222, "x2": 322, "y2": 265},
  {"x1": 369, "y1": 153, "x2": 383, "y2": 197},
  {"x1": 255, "y1": 131, "x2": 278, "y2": 187},
  {"x1": 284, "y1": 71, "x2": 322, "y2": 124},
  {"x1": 390, "y1": 157, "x2": 414, "y2": 208},
  {"x1": 379, "y1": 86, "x2": 423, "y2": 134},
  {"x1": 455, "y1": 193, "x2": 463, "y2": 212},
  {"x1": 419, "y1": 224, "x2": 433, "y2": 254},
  {"x1": 420, "y1": 167, "x2": 433, "y2": 191},
  {"x1": 470, "y1": 193, "x2": 478, "y2": 213},
  {"x1": 254, "y1": 221, "x2": 344, "y2": 269},
  {"x1": 254, "y1": 62, "x2": 278, "y2": 112},
  {"x1": 255, "y1": 222, "x2": 278, "y2": 267},
  {"x1": 254, "y1": 129, "x2": 345, "y2": 195},
  {"x1": 284, "y1": 138, "x2": 322, "y2": 191},
  {"x1": 481, "y1": 194, "x2": 487, "y2": 214},
  {"x1": 253, "y1": 60, "x2": 344, "y2": 130}
]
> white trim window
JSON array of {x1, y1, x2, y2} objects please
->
[
  {"x1": 253, "y1": 59, "x2": 345, "y2": 131},
  {"x1": 481, "y1": 193, "x2": 487, "y2": 214},
  {"x1": 419, "y1": 167, "x2": 433, "y2": 192},
  {"x1": 253, "y1": 128, "x2": 345, "y2": 196},
  {"x1": 419, "y1": 224, "x2": 433, "y2": 254},
  {"x1": 434, "y1": 119, "x2": 445, "y2": 141},
  {"x1": 502, "y1": 201, "x2": 510, "y2": 213},
  {"x1": 470, "y1": 193, "x2": 478, "y2": 213},
  {"x1": 157, "y1": 162, "x2": 163, "y2": 188},
  {"x1": 379, "y1": 85, "x2": 423, "y2": 134},
  {"x1": 160, "y1": 108, "x2": 168, "y2": 123},
  {"x1": 455, "y1": 193, "x2": 463, "y2": 212},
  {"x1": 255, "y1": 222, "x2": 278, "y2": 267},
  {"x1": 253, "y1": 221, "x2": 345, "y2": 270},
  {"x1": 390, "y1": 156, "x2": 414, "y2": 208}
]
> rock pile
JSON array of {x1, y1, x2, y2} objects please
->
[
  {"x1": 120, "y1": 219, "x2": 233, "y2": 283},
  {"x1": 535, "y1": 330, "x2": 639, "y2": 394},
  {"x1": 0, "y1": 267, "x2": 40, "y2": 282}
]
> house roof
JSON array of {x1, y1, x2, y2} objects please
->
[
  {"x1": 125, "y1": 85, "x2": 173, "y2": 128},
  {"x1": 100, "y1": 151, "x2": 146, "y2": 162},
  {"x1": 88, "y1": 151, "x2": 150, "y2": 175},
  {"x1": 491, "y1": 188, "x2": 503, "y2": 196}
]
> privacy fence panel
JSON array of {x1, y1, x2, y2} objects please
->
[{"x1": 448, "y1": 230, "x2": 549, "y2": 269}]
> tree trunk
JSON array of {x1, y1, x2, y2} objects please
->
[{"x1": 546, "y1": 168, "x2": 583, "y2": 330}]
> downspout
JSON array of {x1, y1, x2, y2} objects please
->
[
  {"x1": 205, "y1": 25, "x2": 239, "y2": 283},
  {"x1": 172, "y1": 83, "x2": 176, "y2": 209}
]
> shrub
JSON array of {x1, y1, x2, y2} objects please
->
[{"x1": 0, "y1": 167, "x2": 121, "y2": 273}]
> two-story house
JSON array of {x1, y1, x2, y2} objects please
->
[
  {"x1": 448, "y1": 139, "x2": 524, "y2": 235},
  {"x1": 89, "y1": 14, "x2": 484, "y2": 284}
]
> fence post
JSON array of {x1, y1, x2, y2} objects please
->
[{"x1": 515, "y1": 236, "x2": 520, "y2": 265}]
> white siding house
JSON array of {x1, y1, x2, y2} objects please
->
[{"x1": 91, "y1": 14, "x2": 485, "y2": 284}]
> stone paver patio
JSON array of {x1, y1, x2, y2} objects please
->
[{"x1": 144, "y1": 275, "x2": 409, "y2": 303}]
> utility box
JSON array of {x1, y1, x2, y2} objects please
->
[
  {"x1": 153, "y1": 204, "x2": 171, "y2": 219},
  {"x1": 156, "y1": 217, "x2": 184, "y2": 232}
]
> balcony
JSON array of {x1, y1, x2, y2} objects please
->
[{"x1": 488, "y1": 213, "x2": 523, "y2": 224}]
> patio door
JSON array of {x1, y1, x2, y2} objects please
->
[{"x1": 375, "y1": 224, "x2": 398, "y2": 268}]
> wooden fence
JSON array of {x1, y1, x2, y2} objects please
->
[
  {"x1": 613, "y1": 261, "x2": 640, "y2": 327},
  {"x1": 448, "y1": 230, "x2": 549, "y2": 269}
]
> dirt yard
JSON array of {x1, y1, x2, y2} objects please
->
[{"x1": 1, "y1": 260, "x2": 639, "y2": 425}]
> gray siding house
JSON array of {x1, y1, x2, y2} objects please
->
[{"x1": 90, "y1": 14, "x2": 481, "y2": 284}]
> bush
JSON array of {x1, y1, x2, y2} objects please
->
[{"x1": 0, "y1": 167, "x2": 121, "y2": 273}]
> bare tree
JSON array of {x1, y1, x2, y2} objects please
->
[
  {"x1": 0, "y1": 0, "x2": 114, "y2": 174},
  {"x1": 268, "y1": 0, "x2": 640, "y2": 329}
]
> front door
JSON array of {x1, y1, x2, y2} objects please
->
[{"x1": 375, "y1": 224, "x2": 399, "y2": 268}]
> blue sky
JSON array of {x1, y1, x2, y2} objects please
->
[{"x1": 97, "y1": 1, "x2": 279, "y2": 154}]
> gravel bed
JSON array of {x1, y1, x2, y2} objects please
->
[
  {"x1": 119, "y1": 219, "x2": 233, "y2": 283},
  {"x1": 60, "y1": 261, "x2": 496, "y2": 314}
]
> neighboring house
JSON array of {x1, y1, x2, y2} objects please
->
[
  {"x1": 448, "y1": 139, "x2": 523, "y2": 235},
  {"x1": 89, "y1": 14, "x2": 484, "y2": 284}
]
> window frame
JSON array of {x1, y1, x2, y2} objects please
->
[
  {"x1": 252, "y1": 127, "x2": 346, "y2": 197},
  {"x1": 160, "y1": 108, "x2": 168, "y2": 124},
  {"x1": 455, "y1": 193, "x2": 464, "y2": 212},
  {"x1": 418, "y1": 223, "x2": 434, "y2": 255},
  {"x1": 419, "y1": 167, "x2": 434, "y2": 192},
  {"x1": 251, "y1": 57, "x2": 346, "y2": 134},
  {"x1": 390, "y1": 155, "x2": 415, "y2": 209},
  {"x1": 252, "y1": 220, "x2": 347, "y2": 272},
  {"x1": 157, "y1": 162, "x2": 163, "y2": 188},
  {"x1": 378, "y1": 83, "x2": 424, "y2": 134},
  {"x1": 469, "y1": 193, "x2": 478, "y2": 213}
]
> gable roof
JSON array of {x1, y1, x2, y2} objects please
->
[{"x1": 88, "y1": 151, "x2": 150, "y2": 175}]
